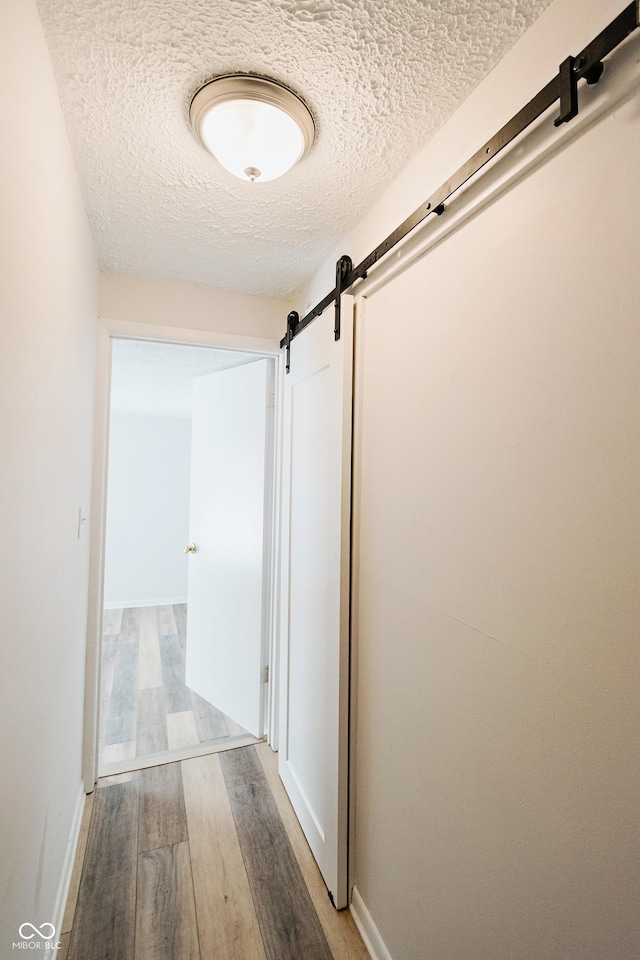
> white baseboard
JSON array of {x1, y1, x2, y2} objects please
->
[
  {"x1": 350, "y1": 885, "x2": 394, "y2": 960},
  {"x1": 47, "y1": 783, "x2": 86, "y2": 959},
  {"x1": 103, "y1": 596, "x2": 187, "y2": 610}
]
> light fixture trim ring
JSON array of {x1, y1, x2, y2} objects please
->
[{"x1": 190, "y1": 74, "x2": 316, "y2": 173}]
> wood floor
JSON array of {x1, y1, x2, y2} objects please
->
[
  {"x1": 60, "y1": 744, "x2": 370, "y2": 960},
  {"x1": 100, "y1": 605, "x2": 248, "y2": 773}
]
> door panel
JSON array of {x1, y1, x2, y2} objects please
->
[
  {"x1": 279, "y1": 297, "x2": 353, "y2": 908},
  {"x1": 185, "y1": 358, "x2": 271, "y2": 738}
]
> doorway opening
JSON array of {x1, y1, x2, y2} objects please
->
[{"x1": 98, "y1": 337, "x2": 276, "y2": 777}]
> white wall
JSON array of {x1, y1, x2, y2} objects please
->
[
  {"x1": 104, "y1": 414, "x2": 192, "y2": 607},
  {"x1": 296, "y1": 1, "x2": 640, "y2": 958},
  {"x1": 99, "y1": 272, "x2": 289, "y2": 342},
  {"x1": 0, "y1": 0, "x2": 98, "y2": 950}
]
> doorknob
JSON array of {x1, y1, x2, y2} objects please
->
[{"x1": 184, "y1": 543, "x2": 198, "y2": 554}]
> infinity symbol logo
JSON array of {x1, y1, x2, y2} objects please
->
[{"x1": 18, "y1": 922, "x2": 56, "y2": 940}]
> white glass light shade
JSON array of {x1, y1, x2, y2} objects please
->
[{"x1": 190, "y1": 76, "x2": 315, "y2": 183}]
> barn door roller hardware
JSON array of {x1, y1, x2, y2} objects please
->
[
  {"x1": 284, "y1": 309, "x2": 299, "y2": 374},
  {"x1": 281, "y1": 2, "x2": 639, "y2": 369},
  {"x1": 334, "y1": 255, "x2": 353, "y2": 341}
]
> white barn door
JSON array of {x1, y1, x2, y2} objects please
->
[{"x1": 279, "y1": 296, "x2": 353, "y2": 909}]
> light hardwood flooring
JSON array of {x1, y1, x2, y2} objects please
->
[
  {"x1": 100, "y1": 605, "x2": 248, "y2": 774},
  {"x1": 61, "y1": 744, "x2": 370, "y2": 960}
]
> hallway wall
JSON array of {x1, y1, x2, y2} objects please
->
[
  {"x1": 300, "y1": 1, "x2": 640, "y2": 958},
  {"x1": 0, "y1": 0, "x2": 98, "y2": 950},
  {"x1": 99, "y1": 272, "x2": 289, "y2": 342}
]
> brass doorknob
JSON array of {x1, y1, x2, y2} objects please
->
[{"x1": 184, "y1": 543, "x2": 197, "y2": 554}]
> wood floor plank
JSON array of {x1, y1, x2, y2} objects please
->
[
  {"x1": 68, "y1": 780, "x2": 139, "y2": 960},
  {"x1": 173, "y1": 603, "x2": 187, "y2": 652},
  {"x1": 190, "y1": 688, "x2": 223, "y2": 721},
  {"x1": 226, "y1": 715, "x2": 249, "y2": 737},
  {"x1": 255, "y1": 742, "x2": 371, "y2": 960},
  {"x1": 62, "y1": 792, "x2": 95, "y2": 935},
  {"x1": 101, "y1": 740, "x2": 136, "y2": 765},
  {"x1": 218, "y1": 743, "x2": 265, "y2": 788},
  {"x1": 190, "y1": 690, "x2": 230, "y2": 740},
  {"x1": 102, "y1": 633, "x2": 121, "y2": 648},
  {"x1": 103, "y1": 607, "x2": 123, "y2": 635},
  {"x1": 104, "y1": 642, "x2": 138, "y2": 744},
  {"x1": 193, "y1": 712, "x2": 229, "y2": 742},
  {"x1": 182, "y1": 754, "x2": 267, "y2": 960},
  {"x1": 156, "y1": 604, "x2": 178, "y2": 636},
  {"x1": 99, "y1": 643, "x2": 118, "y2": 747},
  {"x1": 138, "y1": 762, "x2": 188, "y2": 854},
  {"x1": 219, "y1": 747, "x2": 333, "y2": 960},
  {"x1": 159, "y1": 634, "x2": 192, "y2": 713},
  {"x1": 138, "y1": 606, "x2": 163, "y2": 690},
  {"x1": 167, "y1": 710, "x2": 200, "y2": 750},
  {"x1": 137, "y1": 687, "x2": 169, "y2": 757},
  {"x1": 98, "y1": 770, "x2": 138, "y2": 787},
  {"x1": 120, "y1": 606, "x2": 141, "y2": 643},
  {"x1": 136, "y1": 840, "x2": 200, "y2": 960}
]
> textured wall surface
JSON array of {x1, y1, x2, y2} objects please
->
[{"x1": 35, "y1": 0, "x2": 550, "y2": 298}]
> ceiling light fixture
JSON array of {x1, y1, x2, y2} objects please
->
[{"x1": 190, "y1": 75, "x2": 315, "y2": 183}]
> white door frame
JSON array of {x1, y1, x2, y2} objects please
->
[{"x1": 83, "y1": 317, "x2": 284, "y2": 792}]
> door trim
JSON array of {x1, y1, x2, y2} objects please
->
[{"x1": 83, "y1": 317, "x2": 283, "y2": 792}]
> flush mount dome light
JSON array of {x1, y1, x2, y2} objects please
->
[{"x1": 190, "y1": 75, "x2": 315, "y2": 183}]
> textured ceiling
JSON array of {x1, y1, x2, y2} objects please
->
[
  {"x1": 110, "y1": 338, "x2": 258, "y2": 417},
  {"x1": 36, "y1": 0, "x2": 551, "y2": 299}
]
